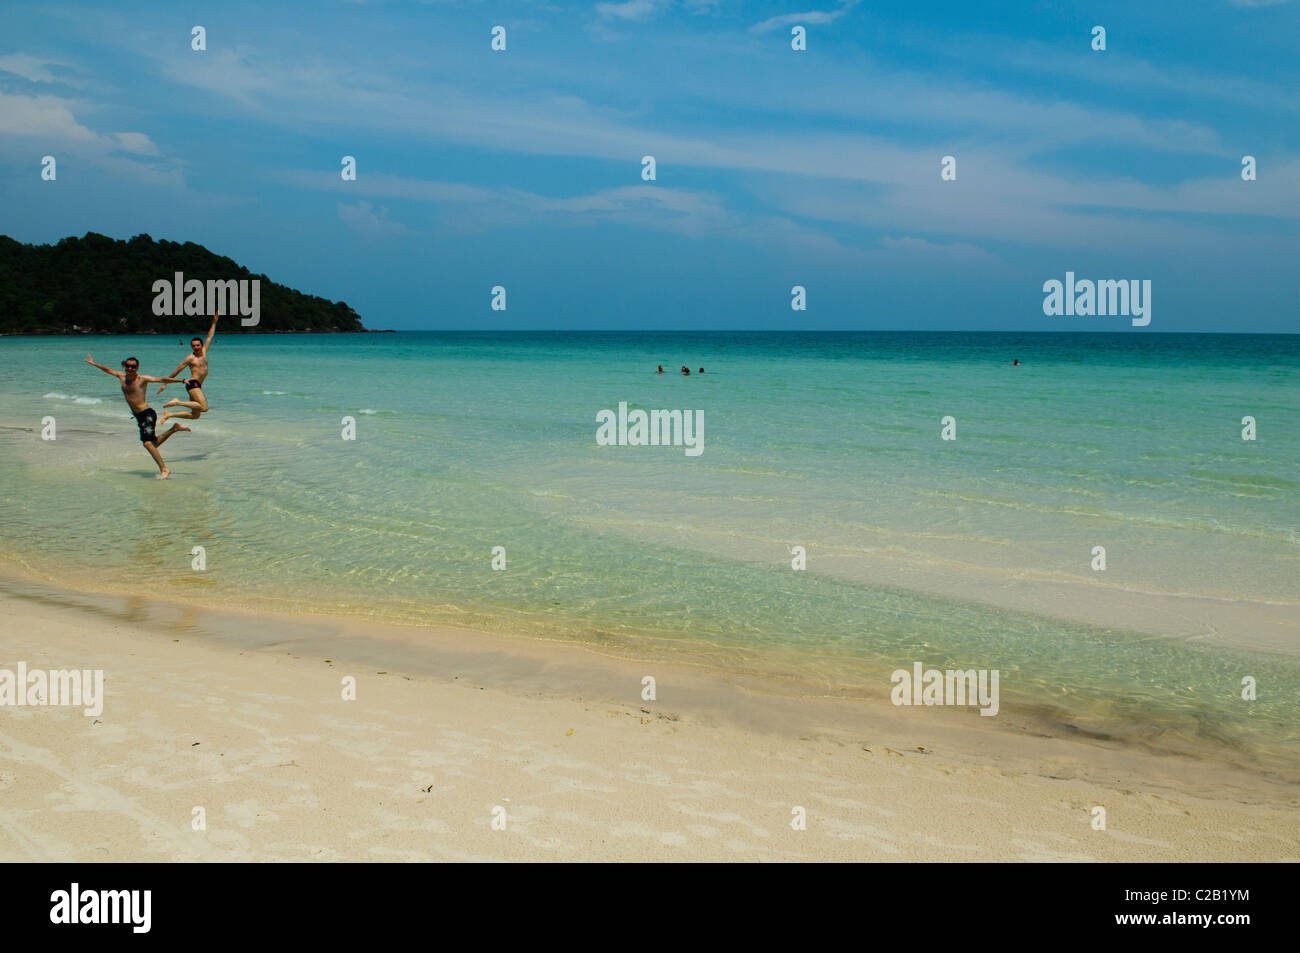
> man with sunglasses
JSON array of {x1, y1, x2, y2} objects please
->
[
  {"x1": 159, "y1": 311, "x2": 218, "y2": 423},
  {"x1": 84, "y1": 354, "x2": 190, "y2": 479}
]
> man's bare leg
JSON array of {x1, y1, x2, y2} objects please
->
[
  {"x1": 163, "y1": 388, "x2": 207, "y2": 423},
  {"x1": 155, "y1": 423, "x2": 189, "y2": 446},
  {"x1": 164, "y1": 388, "x2": 207, "y2": 411},
  {"x1": 145, "y1": 423, "x2": 190, "y2": 478},
  {"x1": 143, "y1": 441, "x2": 169, "y2": 479}
]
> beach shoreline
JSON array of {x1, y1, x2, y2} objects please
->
[
  {"x1": 2, "y1": 570, "x2": 1298, "y2": 862},
  {"x1": 3, "y1": 547, "x2": 1297, "y2": 771}
]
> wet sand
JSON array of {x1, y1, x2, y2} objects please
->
[{"x1": 1, "y1": 573, "x2": 1297, "y2": 861}]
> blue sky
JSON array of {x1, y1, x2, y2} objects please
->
[{"x1": 1, "y1": 0, "x2": 1297, "y2": 331}]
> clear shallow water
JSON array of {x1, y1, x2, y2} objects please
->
[{"x1": 1, "y1": 332, "x2": 1297, "y2": 767}]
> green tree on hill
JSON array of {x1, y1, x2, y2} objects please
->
[{"x1": 0, "y1": 232, "x2": 368, "y2": 334}]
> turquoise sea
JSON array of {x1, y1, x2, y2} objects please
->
[{"x1": 1, "y1": 332, "x2": 1297, "y2": 767}]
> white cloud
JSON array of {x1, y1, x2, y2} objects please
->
[
  {"x1": 751, "y1": 1, "x2": 861, "y2": 33},
  {"x1": 0, "y1": 91, "x2": 174, "y2": 184},
  {"x1": 163, "y1": 48, "x2": 1292, "y2": 256},
  {"x1": 108, "y1": 131, "x2": 160, "y2": 155},
  {"x1": 878, "y1": 236, "x2": 1001, "y2": 265},
  {"x1": 978, "y1": 40, "x2": 1298, "y2": 114},
  {"x1": 0, "y1": 53, "x2": 76, "y2": 84},
  {"x1": 87, "y1": 19, "x2": 1297, "y2": 256},
  {"x1": 595, "y1": 0, "x2": 661, "y2": 21},
  {"x1": 292, "y1": 169, "x2": 999, "y2": 269},
  {"x1": 337, "y1": 201, "x2": 414, "y2": 241},
  {"x1": 281, "y1": 169, "x2": 498, "y2": 204},
  {"x1": 309, "y1": 172, "x2": 735, "y2": 239},
  {"x1": 0, "y1": 93, "x2": 97, "y2": 139}
]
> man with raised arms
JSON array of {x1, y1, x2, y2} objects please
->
[
  {"x1": 159, "y1": 311, "x2": 218, "y2": 423},
  {"x1": 84, "y1": 354, "x2": 190, "y2": 479}
]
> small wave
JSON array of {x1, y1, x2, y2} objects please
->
[
  {"x1": 358, "y1": 409, "x2": 379, "y2": 415},
  {"x1": 717, "y1": 465, "x2": 804, "y2": 479},
  {"x1": 73, "y1": 397, "x2": 103, "y2": 405},
  {"x1": 262, "y1": 390, "x2": 286, "y2": 396},
  {"x1": 917, "y1": 489, "x2": 1290, "y2": 540},
  {"x1": 43, "y1": 392, "x2": 71, "y2": 400},
  {"x1": 1187, "y1": 470, "x2": 1299, "y2": 492}
]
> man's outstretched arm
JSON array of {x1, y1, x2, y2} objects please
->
[
  {"x1": 140, "y1": 375, "x2": 185, "y2": 385},
  {"x1": 84, "y1": 354, "x2": 123, "y2": 379},
  {"x1": 157, "y1": 359, "x2": 190, "y2": 394},
  {"x1": 203, "y1": 312, "x2": 219, "y2": 355}
]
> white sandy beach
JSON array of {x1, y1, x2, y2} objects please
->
[{"x1": 2, "y1": 579, "x2": 1297, "y2": 862}]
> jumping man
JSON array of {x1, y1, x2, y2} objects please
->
[
  {"x1": 84, "y1": 354, "x2": 190, "y2": 478},
  {"x1": 160, "y1": 311, "x2": 218, "y2": 422}
]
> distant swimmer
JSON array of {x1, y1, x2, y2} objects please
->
[
  {"x1": 698, "y1": 368, "x2": 705, "y2": 374},
  {"x1": 657, "y1": 365, "x2": 664, "y2": 374},
  {"x1": 1012, "y1": 359, "x2": 1020, "y2": 366},
  {"x1": 160, "y1": 311, "x2": 219, "y2": 423},
  {"x1": 681, "y1": 366, "x2": 690, "y2": 375},
  {"x1": 84, "y1": 354, "x2": 189, "y2": 478}
]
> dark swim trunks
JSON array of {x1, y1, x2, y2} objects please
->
[
  {"x1": 133, "y1": 407, "x2": 157, "y2": 444},
  {"x1": 185, "y1": 379, "x2": 201, "y2": 391}
]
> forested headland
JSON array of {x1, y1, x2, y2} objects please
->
[{"x1": 0, "y1": 233, "x2": 369, "y2": 334}]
